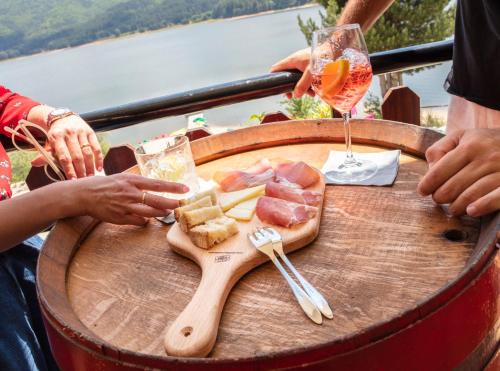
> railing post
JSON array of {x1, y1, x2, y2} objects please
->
[
  {"x1": 382, "y1": 86, "x2": 420, "y2": 126},
  {"x1": 185, "y1": 127, "x2": 211, "y2": 141},
  {"x1": 25, "y1": 166, "x2": 63, "y2": 191},
  {"x1": 260, "y1": 111, "x2": 291, "y2": 124},
  {"x1": 103, "y1": 144, "x2": 137, "y2": 175}
]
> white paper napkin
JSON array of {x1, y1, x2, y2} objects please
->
[{"x1": 321, "y1": 150, "x2": 401, "y2": 186}]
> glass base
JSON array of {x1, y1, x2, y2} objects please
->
[{"x1": 326, "y1": 158, "x2": 378, "y2": 183}]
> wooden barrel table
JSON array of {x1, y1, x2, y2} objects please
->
[{"x1": 37, "y1": 120, "x2": 499, "y2": 370}]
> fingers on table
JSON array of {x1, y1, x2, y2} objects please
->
[
  {"x1": 142, "y1": 192, "x2": 180, "y2": 211},
  {"x1": 128, "y1": 174, "x2": 189, "y2": 194},
  {"x1": 417, "y1": 147, "x2": 469, "y2": 196},
  {"x1": 425, "y1": 131, "x2": 462, "y2": 168},
  {"x1": 467, "y1": 187, "x2": 500, "y2": 218},
  {"x1": 432, "y1": 162, "x2": 495, "y2": 205},
  {"x1": 449, "y1": 173, "x2": 500, "y2": 216}
]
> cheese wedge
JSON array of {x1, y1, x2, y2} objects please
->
[
  {"x1": 174, "y1": 196, "x2": 213, "y2": 222},
  {"x1": 225, "y1": 197, "x2": 259, "y2": 221},
  {"x1": 180, "y1": 188, "x2": 217, "y2": 206},
  {"x1": 219, "y1": 185, "x2": 265, "y2": 212},
  {"x1": 189, "y1": 216, "x2": 238, "y2": 249},
  {"x1": 179, "y1": 205, "x2": 223, "y2": 232}
]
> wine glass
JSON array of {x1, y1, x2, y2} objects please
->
[{"x1": 311, "y1": 24, "x2": 377, "y2": 182}]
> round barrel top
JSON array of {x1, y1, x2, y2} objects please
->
[{"x1": 38, "y1": 120, "x2": 499, "y2": 365}]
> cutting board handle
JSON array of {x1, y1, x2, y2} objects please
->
[{"x1": 164, "y1": 265, "x2": 236, "y2": 357}]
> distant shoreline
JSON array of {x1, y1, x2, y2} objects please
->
[{"x1": 0, "y1": 3, "x2": 320, "y2": 64}]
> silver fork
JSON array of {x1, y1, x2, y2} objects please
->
[
  {"x1": 248, "y1": 230, "x2": 322, "y2": 324},
  {"x1": 260, "y1": 227, "x2": 333, "y2": 319}
]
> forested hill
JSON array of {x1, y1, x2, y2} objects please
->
[{"x1": 0, "y1": 0, "x2": 309, "y2": 61}]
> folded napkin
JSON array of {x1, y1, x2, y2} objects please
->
[{"x1": 321, "y1": 150, "x2": 401, "y2": 186}]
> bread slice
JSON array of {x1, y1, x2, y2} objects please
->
[
  {"x1": 189, "y1": 216, "x2": 238, "y2": 249},
  {"x1": 180, "y1": 188, "x2": 218, "y2": 207},
  {"x1": 179, "y1": 205, "x2": 223, "y2": 232},
  {"x1": 174, "y1": 196, "x2": 213, "y2": 223}
]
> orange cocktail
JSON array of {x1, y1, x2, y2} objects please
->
[
  {"x1": 310, "y1": 25, "x2": 376, "y2": 183},
  {"x1": 312, "y1": 55, "x2": 372, "y2": 113}
]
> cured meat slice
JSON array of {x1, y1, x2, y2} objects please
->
[
  {"x1": 256, "y1": 196, "x2": 317, "y2": 228},
  {"x1": 265, "y1": 181, "x2": 322, "y2": 206},
  {"x1": 214, "y1": 159, "x2": 275, "y2": 192},
  {"x1": 275, "y1": 161, "x2": 320, "y2": 189}
]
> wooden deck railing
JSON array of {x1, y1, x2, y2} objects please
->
[{"x1": 7, "y1": 39, "x2": 453, "y2": 189}]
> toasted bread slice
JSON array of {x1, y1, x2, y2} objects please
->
[
  {"x1": 174, "y1": 196, "x2": 213, "y2": 223},
  {"x1": 179, "y1": 205, "x2": 223, "y2": 232},
  {"x1": 188, "y1": 216, "x2": 238, "y2": 249},
  {"x1": 206, "y1": 216, "x2": 239, "y2": 234},
  {"x1": 180, "y1": 188, "x2": 218, "y2": 207}
]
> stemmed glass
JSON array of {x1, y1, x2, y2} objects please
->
[{"x1": 311, "y1": 24, "x2": 377, "y2": 182}]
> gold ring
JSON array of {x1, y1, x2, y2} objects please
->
[
  {"x1": 141, "y1": 192, "x2": 147, "y2": 204},
  {"x1": 81, "y1": 143, "x2": 91, "y2": 149}
]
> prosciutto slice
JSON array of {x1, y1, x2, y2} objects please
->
[
  {"x1": 275, "y1": 161, "x2": 320, "y2": 189},
  {"x1": 214, "y1": 159, "x2": 275, "y2": 192},
  {"x1": 256, "y1": 196, "x2": 318, "y2": 228},
  {"x1": 265, "y1": 181, "x2": 322, "y2": 206}
]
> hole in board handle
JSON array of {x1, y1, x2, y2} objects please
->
[{"x1": 181, "y1": 326, "x2": 193, "y2": 337}]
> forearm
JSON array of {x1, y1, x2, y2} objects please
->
[
  {"x1": 0, "y1": 181, "x2": 81, "y2": 252},
  {"x1": 338, "y1": 0, "x2": 395, "y2": 32}
]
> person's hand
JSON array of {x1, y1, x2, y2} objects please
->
[
  {"x1": 417, "y1": 128, "x2": 500, "y2": 218},
  {"x1": 270, "y1": 48, "x2": 315, "y2": 99},
  {"x1": 32, "y1": 115, "x2": 103, "y2": 179},
  {"x1": 73, "y1": 173, "x2": 188, "y2": 226}
]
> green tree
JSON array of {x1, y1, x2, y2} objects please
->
[
  {"x1": 281, "y1": 96, "x2": 332, "y2": 119},
  {"x1": 9, "y1": 150, "x2": 37, "y2": 183},
  {"x1": 363, "y1": 92, "x2": 382, "y2": 118},
  {"x1": 298, "y1": 0, "x2": 455, "y2": 97}
]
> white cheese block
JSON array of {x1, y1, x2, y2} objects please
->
[
  {"x1": 225, "y1": 197, "x2": 259, "y2": 221},
  {"x1": 218, "y1": 185, "x2": 265, "y2": 211}
]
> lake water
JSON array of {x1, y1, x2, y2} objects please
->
[{"x1": 1, "y1": 5, "x2": 452, "y2": 146}]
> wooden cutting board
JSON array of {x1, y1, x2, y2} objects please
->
[{"x1": 165, "y1": 171, "x2": 326, "y2": 358}]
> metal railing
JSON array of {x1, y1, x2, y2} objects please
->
[
  {"x1": 81, "y1": 39, "x2": 453, "y2": 132},
  {"x1": 2, "y1": 39, "x2": 453, "y2": 151}
]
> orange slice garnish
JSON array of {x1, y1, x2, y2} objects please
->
[{"x1": 321, "y1": 60, "x2": 350, "y2": 99}]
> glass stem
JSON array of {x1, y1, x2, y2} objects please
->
[{"x1": 342, "y1": 111, "x2": 356, "y2": 166}]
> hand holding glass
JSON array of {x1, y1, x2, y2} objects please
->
[{"x1": 311, "y1": 24, "x2": 376, "y2": 182}]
